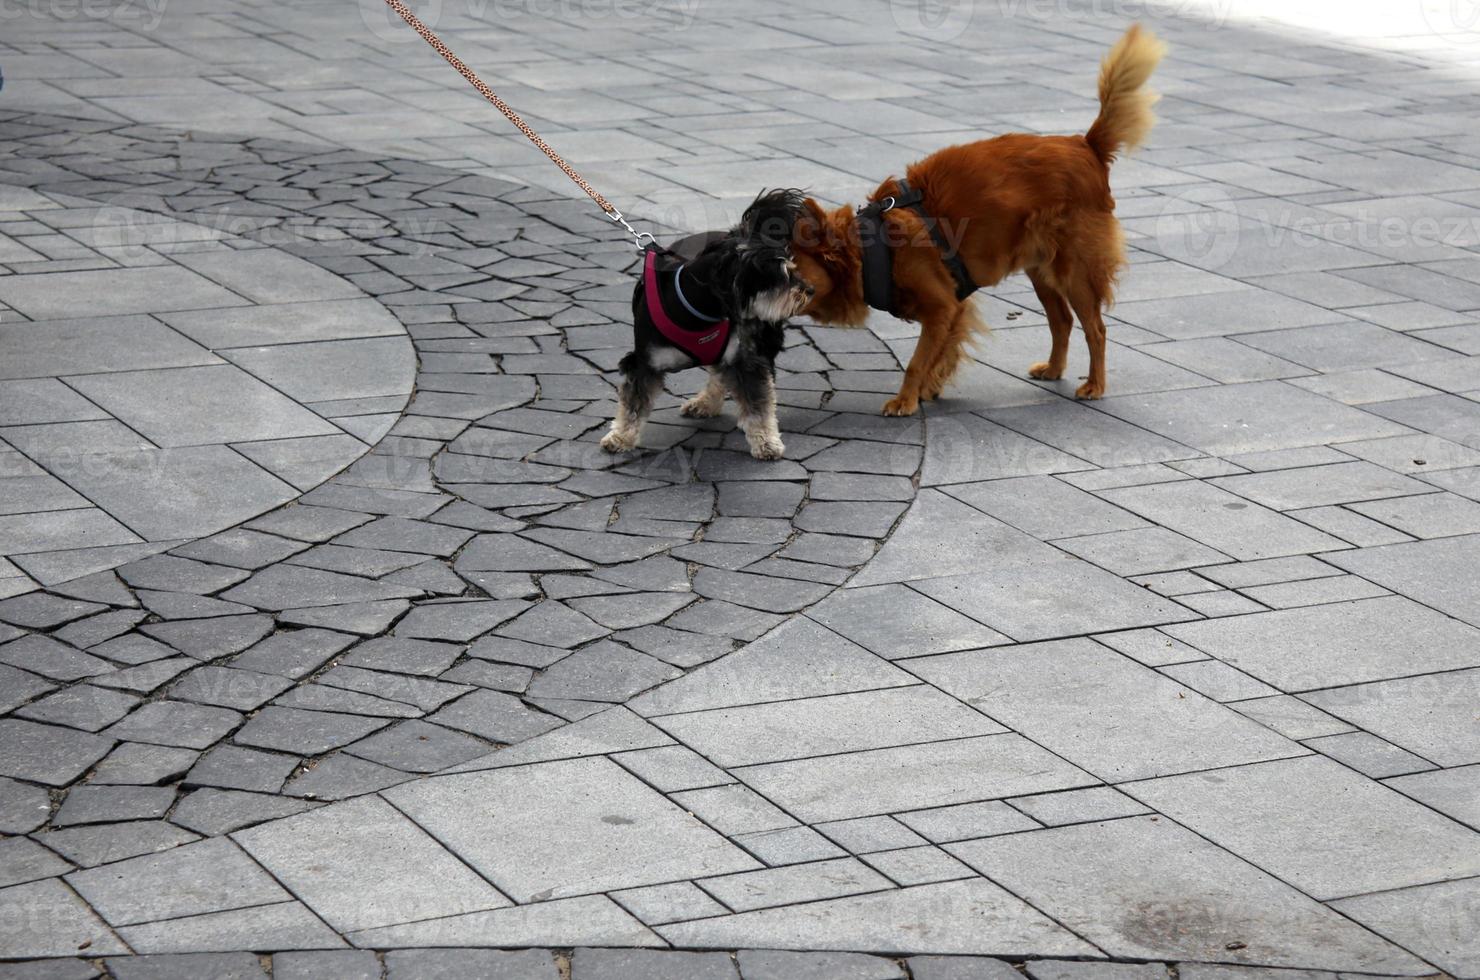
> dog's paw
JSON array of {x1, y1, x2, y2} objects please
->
[
  {"x1": 600, "y1": 430, "x2": 637, "y2": 453},
  {"x1": 882, "y1": 395, "x2": 919, "y2": 417},
  {"x1": 1074, "y1": 380, "x2": 1105, "y2": 400},
  {"x1": 680, "y1": 395, "x2": 722, "y2": 418},
  {"x1": 749, "y1": 437, "x2": 786, "y2": 461},
  {"x1": 1028, "y1": 361, "x2": 1064, "y2": 380}
]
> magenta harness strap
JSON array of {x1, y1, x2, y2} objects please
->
[{"x1": 644, "y1": 248, "x2": 730, "y2": 366}]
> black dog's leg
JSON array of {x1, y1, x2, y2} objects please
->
[
  {"x1": 724, "y1": 359, "x2": 784, "y2": 460},
  {"x1": 681, "y1": 368, "x2": 727, "y2": 418},
  {"x1": 602, "y1": 358, "x2": 664, "y2": 453}
]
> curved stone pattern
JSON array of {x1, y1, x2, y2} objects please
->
[
  {"x1": 0, "y1": 196, "x2": 416, "y2": 587},
  {"x1": 0, "y1": 112, "x2": 924, "y2": 835}
]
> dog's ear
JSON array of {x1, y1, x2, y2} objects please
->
[
  {"x1": 794, "y1": 197, "x2": 831, "y2": 250},
  {"x1": 740, "y1": 188, "x2": 806, "y2": 248}
]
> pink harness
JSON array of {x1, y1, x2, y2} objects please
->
[{"x1": 644, "y1": 248, "x2": 730, "y2": 366}]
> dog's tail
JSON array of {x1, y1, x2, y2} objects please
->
[{"x1": 1084, "y1": 24, "x2": 1166, "y2": 165}]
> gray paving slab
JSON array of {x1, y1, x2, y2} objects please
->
[
  {"x1": 631, "y1": 617, "x2": 914, "y2": 716},
  {"x1": 658, "y1": 878, "x2": 1097, "y2": 956},
  {"x1": 950, "y1": 818, "x2": 1427, "y2": 972},
  {"x1": 1127, "y1": 755, "x2": 1480, "y2": 899},
  {"x1": 1098, "y1": 382, "x2": 1410, "y2": 456},
  {"x1": 734, "y1": 733, "x2": 1097, "y2": 824},
  {"x1": 235, "y1": 795, "x2": 509, "y2": 933},
  {"x1": 66, "y1": 836, "x2": 288, "y2": 927},
  {"x1": 1304, "y1": 668, "x2": 1480, "y2": 767},
  {"x1": 0, "y1": 878, "x2": 127, "y2": 957},
  {"x1": 910, "y1": 640, "x2": 1304, "y2": 782},
  {"x1": 656, "y1": 686, "x2": 1004, "y2": 768},
  {"x1": 346, "y1": 895, "x2": 662, "y2": 949},
  {"x1": 67, "y1": 365, "x2": 341, "y2": 448},
  {"x1": 384, "y1": 755, "x2": 760, "y2": 902},
  {"x1": 911, "y1": 558, "x2": 1196, "y2": 643},
  {"x1": 1164, "y1": 595, "x2": 1480, "y2": 690},
  {"x1": 1331, "y1": 877, "x2": 1480, "y2": 979},
  {"x1": 1099, "y1": 480, "x2": 1347, "y2": 560}
]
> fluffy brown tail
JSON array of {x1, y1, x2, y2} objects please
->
[{"x1": 1085, "y1": 24, "x2": 1166, "y2": 164}]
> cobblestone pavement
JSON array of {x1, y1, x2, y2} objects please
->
[{"x1": 4, "y1": 0, "x2": 1480, "y2": 976}]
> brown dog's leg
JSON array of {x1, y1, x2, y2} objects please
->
[
  {"x1": 1066, "y1": 286, "x2": 1109, "y2": 400},
  {"x1": 884, "y1": 306, "x2": 955, "y2": 417},
  {"x1": 1027, "y1": 270, "x2": 1074, "y2": 382},
  {"x1": 921, "y1": 303, "x2": 986, "y2": 401}
]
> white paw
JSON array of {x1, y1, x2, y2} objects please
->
[
  {"x1": 601, "y1": 430, "x2": 637, "y2": 453},
  {"x1": 681, "y1": 396, "x2": 722, "y2": 418},
  {"x1": 749, "y1": 437, "x2": 786, "y2": 461}
]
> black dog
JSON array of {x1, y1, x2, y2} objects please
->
[{"x1": 601, "y1": 190, "x2": 812, "y2": 460}]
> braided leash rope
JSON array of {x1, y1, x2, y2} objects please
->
[{"x1": 382, "y1": 0, "x2": 652, "y2": 246}]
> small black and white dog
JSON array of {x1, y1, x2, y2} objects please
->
[{"x1": 601, "y1": 190, "x2": 813, "y2": 460}]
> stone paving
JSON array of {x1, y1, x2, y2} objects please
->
[{"x1": 4, "y1": 0, "x2": 1480, "y2": 977}]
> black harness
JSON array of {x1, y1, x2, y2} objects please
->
[{"x1": 856, "y1": 179, "x2": 978, "y2": 315}]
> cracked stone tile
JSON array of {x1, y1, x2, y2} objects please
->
[
  {"x1": 67, "y1": 836, "x2": 288, "y2": 927},
  {"x1": 0, "y1": 634, "x2": 112, "y2": 682},
  {"x1": 88, "y1": 742, "x2": 199, "y2": 787},
  {"x1": 35, "y1": 821, "x2": 200, "y2": 868},
  {"x1": 16, "y1": 685, "x2": 139, "y2": 732},
  {"x1": 186, "y1": 745, "x2": 299, "y2": 794},
  {"x1": 221, "y1": 565, "x2": 421, "y2": 610},
  {"x1": 53, "y1": 785, "x2": 175, "y2": 827},
  {"x1": 278, "y1": 600, "x2": 411, "y2": 635},
  {"x1": 104, "y1": 701, "x2": 243, "y2": 750},
  {"x1": 527, "y1": 641, "x2": 681, "y2": 702},
  {"x1": 89, "y1": 635, "x2": 177, "y2": 667},
  {"x1": 343, "y1": 718, "x2": 489, "y2": 773},
  {"x1": 169, "y1": 788, "x2": 319, "y2": 836},
  {"x1": 393, "y1": 599, "x2": 530, "y2": 642},
  {"x1": 339, "y1": 636, "x2": 463, "y2": 676},
  {"x1": 233, "y1": 706, "x2": 391, "y2": 755},
  {"x1": 429, "y1": 689, "x2": 562, "y2": 744},
  {"x1": 0, "y1": 718, "x2": 113, "y2": 787},
  {"x1": 140, "y1": 614, "x2": 274, "y2": 659}
]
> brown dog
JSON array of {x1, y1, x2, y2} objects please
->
[{"x1": 791, "y1": 25, "x2": 1166, "y2": 416}]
